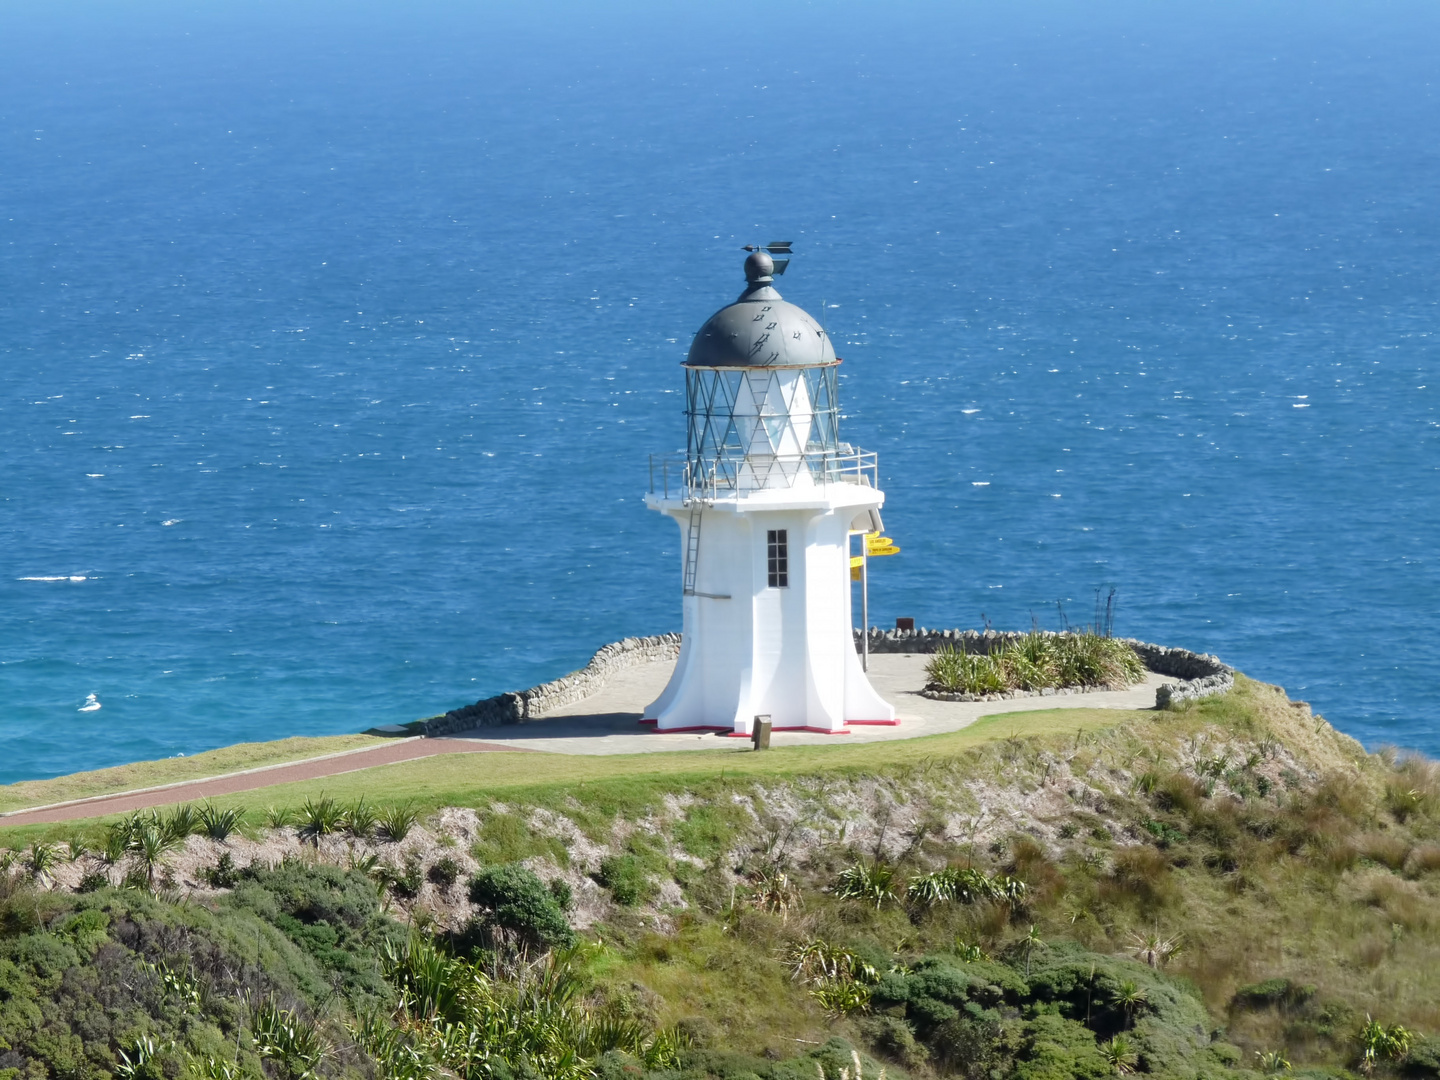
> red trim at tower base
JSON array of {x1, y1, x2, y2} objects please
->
[{"x1": 640, "y1": 720, "x2": 896, "y2": 736}]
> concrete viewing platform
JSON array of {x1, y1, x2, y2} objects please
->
[{"x1": 441, "y1": 653, "x2": 1169, "y2": 756}]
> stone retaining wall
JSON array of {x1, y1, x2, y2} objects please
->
[
  {"x1": 852, "y1": 627, "x2": 1234, "y2": 709},
  {"x1": 425, "y1": 633, "x2": 682, "y2": 737}
]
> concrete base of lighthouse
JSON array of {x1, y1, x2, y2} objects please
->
[{"x1": 641, "y1": 484, "x2": 896, "y2": 736}]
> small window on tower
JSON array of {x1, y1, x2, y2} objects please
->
[{"x1": 767, "y1": 529, "x2": 789, "y2": 588}]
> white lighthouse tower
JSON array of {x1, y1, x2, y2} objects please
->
[{"x1": 643, "y1": 250, "x2": 896, "y2": 736}]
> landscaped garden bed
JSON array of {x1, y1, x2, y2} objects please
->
[{"x1": 922, "y1": 630, "x2": 1147, "y2": 700}]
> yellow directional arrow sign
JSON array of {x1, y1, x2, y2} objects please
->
[
  {"x1": 864, "y1": 533, "x2": 900, "y2": 556},
  {"x1": 852, "y1": 535, "x2": 900, "y2": 579}
]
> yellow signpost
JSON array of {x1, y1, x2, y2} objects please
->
[{"x1": 853, "y1": 531, "x2": 899, "y2": 669}]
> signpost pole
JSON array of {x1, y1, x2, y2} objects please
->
[{"x1": 861, "y1": 550, "x2": 869, "y2": 672}]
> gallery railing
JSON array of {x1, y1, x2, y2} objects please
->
[{"x1": 648, "y1": 448, "x2": 878, "y2": 503}]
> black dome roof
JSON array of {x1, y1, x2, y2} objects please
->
[{"x1": 684, "y1": 255, "x2": 837, "y2": 369}]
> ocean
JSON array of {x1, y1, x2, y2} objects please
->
[{"x1": 1, "y1": 1, "x2": 1436, "y2": 783}]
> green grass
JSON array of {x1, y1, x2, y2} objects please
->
[
  {"x1": 0, "y1": 734, "x2": 388, "y2": 815},
  {"x1": 472, "y1": 807, "x2": 573, "y2": 867},
  {"x1": 673, "y1": 803, "x2": 749, "y2": 861},
  {"x1": 0, "y1": 706, "x2": 1146, "y2": 845}
]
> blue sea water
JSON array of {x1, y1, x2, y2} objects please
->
[{"x1": 1, "y1": 1, "x2": 1437, "y2": 783}]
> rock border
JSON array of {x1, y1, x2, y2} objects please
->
[
  {"x1": 426, "y1": 634, "x2": 682, "y2": 737},
  {"x1": 854, "y1": 627, "x2": 1234, "y2": 709}
]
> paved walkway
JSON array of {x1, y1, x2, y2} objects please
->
[
  {"x1": 1, "y1": 655, "x2": 1164, "y2": 826},
  {"x1": 0, "y1": 737, "x2": 523, "y2": 827}
]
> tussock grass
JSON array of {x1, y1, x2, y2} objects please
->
[
  {"x1": 924, "y1": 632, "x2": 1146, "y2": 696},
  {"x1": 1404, "y1": 844, "x2": 1440, "y2": 877}
]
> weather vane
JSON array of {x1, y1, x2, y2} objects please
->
[{"x1": 740, "y1": 241, "x2": 793, "y2": 275}]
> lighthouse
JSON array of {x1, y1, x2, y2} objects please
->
[{"x1": 643, "y1": 250, "x2": 896, "y2": 736}]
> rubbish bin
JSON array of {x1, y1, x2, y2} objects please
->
[{"x1": 752, "y1": 715, "x2": 772, "y2": 750}]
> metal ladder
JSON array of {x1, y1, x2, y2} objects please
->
[{"x1": 682, "y1": 508, "x2": 702, "y2": 596}]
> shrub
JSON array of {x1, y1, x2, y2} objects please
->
[
  {"x1": 1232, "y1": 978, "x2": 1315, "y2": 1010},
  {"x1": 468, "y1": 864, "x2": 576, "y2": 949},
  {"x1": 1142, "y1": 819, "x2": 1186, "y2": 848},
  {"x1": 389, "y1": 857, "x2": 424, "y2": 899},
  {"x1": 858, "y1": 1013, "x2": 927, "y2": 1065},
  {"x1": 233, "y1": 857, "x2": 385, "y2": 929},
  {"x1": 1392, "y1": 755, "x2": 1440, "y2": 812},
  {"x1": 904, "y1": 866, "x2": 1027, "y2": 909},
  {"x1": 835, "y1": 859, "x2": 898, "y2": 909},
  {"x1": 76, "y1": 870, "x2": 110, "y2": 893},
  {"x1": 265, "y1": 805, "x2": 294, "y2": 828},
  {"x1": 926, "y1": 646, "x2": 1007, "y2": 696},
  {"x1": 813, "y1": 980, "x2": 872, "y2": 1016},
  {"x1": 427, "y1": 856, "x2": 462, "y2": 889},
  {"x1": 115, "y1": 1033, "x2": 174, "y2": 1080},
  {"x1": 1404, "y1": 1037, "x2": 1440, "y2": 1078},
  {"x1": 26, "y1": 842, "x2": 59, "y2": 881},
  {"x1": 1104, "y1": 846, "x2": 1176, "y2": 910},
  {"x1": 1126, "y1": 930, "x2": 1182, "y2": 970},
  {"x1": 163, "y1": 803, "x2": 202, "y2": 842},
  {"x1": 378, "y1": 802, "x2": 421, "y2": 843},
  {"x1": 749, "y1": 865, "x2": 802, "y2": 919},
  {"x1": 203, "y1": 852, "x2": 241, "y2": 889},
  {"x1": 1052, "y1": 632, "x2": 1145, "y2": 688},
  {"x1": 1385, "y1": 785, "x2": 1428, "y2": 823},
  {"x1": 299, "y1": 796, "x2": 345, "y2": 842},
  {"x1": 598, "y1": 854, "x2": 655, "y2": 907},
  {"x1": 1098, "y1": 1034, "x2": 1138, "y2": 1075},
  {"x1": 1254, "y1": 1049, "x2": 1291, "y2": 1073},
  {"x1": 252, "y1": 998, "x2": 328, "y2": 1080},
  {"x1": 1404, "y1": 844, "x2": 1440, "y2": 877},
  {"x1": 1358, "y1": 832, "x2": 1411, "y2": 871},
  {"x1": 226, "y1": 859, "x2": 399, "y2": 1001},
  {"x1": 130, "y1": 825, "x2": 181, "y2": 885},
  {"x1": 786, "y1": 938, "x2": 880, "y2": 987},
  {"x1": 548, "y1": 878, "x2": 574, "y2": 910},
  {"x1": 1358, "y1": 1015, "x2": 1413, "y2": 1072},
  {"x1": 346, "y1": 799, "x2": 377, "y2": 839},
  {"x1": 1154, "y1": 774, "x2": 1206, "y2": 815},
  {"x1": 198, "y1": 803, "x2": 245, "y2": 841},
  {"x1": 101, "y1": 827, "x2": 128, "y2": 865}
]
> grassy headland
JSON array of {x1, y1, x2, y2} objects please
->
[{"x1": 0, "y1": 677, "x2": 1437, "y2": 1080}]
